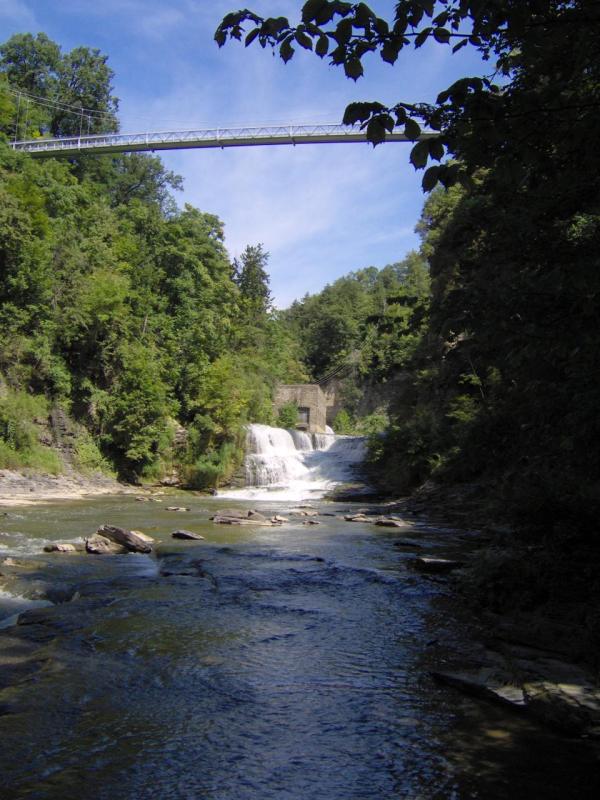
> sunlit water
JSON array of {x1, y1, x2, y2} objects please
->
[{"x1": 1, "y1": 495, "x2": 599, "y2": 799}]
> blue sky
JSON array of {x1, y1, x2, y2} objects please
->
[{"x1": 1, "y1": 1, "x2": 487, "y2": 306}]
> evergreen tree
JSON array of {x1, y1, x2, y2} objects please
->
[{"x1": 232, "y1": 244, "x2": 272, "y2": 315}]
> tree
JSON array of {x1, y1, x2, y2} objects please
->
[
  {"x1": 232, "y1": 243, "x2": 272, "y2": 314},
  {"x1": 216, "y1": 1, "x2": 600, "y2": 190},
  {"x1": 0, "y1": 33, "x2": 118, "y2": 138}
]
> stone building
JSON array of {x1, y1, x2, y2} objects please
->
[{"x1": 274, "y1": 384, "x2": 328, "y2": 433}]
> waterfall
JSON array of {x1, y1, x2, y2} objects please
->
[{"x1": 220, "y1": 423, "x2": 366, "y2": 501}]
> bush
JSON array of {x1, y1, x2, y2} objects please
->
[{"x1": 277, "y1": 401, "x2": 299, "y2": 429}]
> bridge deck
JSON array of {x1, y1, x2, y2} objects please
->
[{"x1": 11, "y1": 123, "x2": 433, "y2": 158}]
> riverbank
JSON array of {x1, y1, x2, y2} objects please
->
[{"x1": 0, "y1": 468, "x2": 135, "y2": 506}]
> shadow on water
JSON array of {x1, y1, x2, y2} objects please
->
[{"x1": 0, "y1": 495, "x2": 599, "y2": 799}]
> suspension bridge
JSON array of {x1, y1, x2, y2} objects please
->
[{"x1": 10, "y1": 123, "x2": 433, "y2": 158}]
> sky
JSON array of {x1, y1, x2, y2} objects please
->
[{"x1": 0, "y1": 0, "x2": 487, "y2": 307}]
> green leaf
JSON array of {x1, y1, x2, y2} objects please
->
[
  {"x1": 374, "y1": 17, "x2": 389, "y2": 36},
  {"x1": 452, "y1": 38, "x2": 468, "y2": 53},
  {"x1": 279, "y1": 39, "x2": 295, "y2": 63},
  {"x1": 344, "y1": 58, "x2": 364, "y2": 80},
  {"x1": 315, "y1": 34, "x2": 329, "y2": 56},
  {"x1": 414, "y1": 28, "x2": 431, "y2": 48},
  {"x1": 404, "y1": 118, "x2": 421, "y2": 141},
  {"x1": 366, "y1": 117, "x2": 386, "y2": 145},
  {"x1": 422, "y1": 165, "x2": 440, "y2": 191},
  {"x1": 433, "y1": 27, "x2": 450, "y2": 43},
  {"x1": 295, "y1": 31, "x2": 313, "y2": 49},
  {"x1": 410, "y1": 140, "x2": 429, "y2": 169},
  {"x1": 428, "y1": 138, "x2": 445, "y2": 161},
  {"x1": 301, "y1": 0, "x2": 326, "y2": 23},
  {"x1": 244, "y1": 28, "x2": 260, "y2": 47},
  {"x1": 381, "y1": 41, "x2": 400, "y2": 64},
  {"x1": 334, "y1": 18, "x2": 353, "y2": 45},
  {"x1": 355, "y1": 3, "x2": 374, "y2": 28}
]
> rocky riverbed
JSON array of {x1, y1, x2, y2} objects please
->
[{"x1": 1, "y1": 493, "x2": 599, "y2": 798}]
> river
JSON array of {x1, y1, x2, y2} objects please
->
[{"x1": 0, "y1": 428, "x2": 599, "y2": 798}]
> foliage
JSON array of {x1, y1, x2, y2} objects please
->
[
  {"x1": 0, "y1": 31, "x2": 308, "y2": 483},
  {"x1": 277, "y1": 401, "x2": 299, "y2": 429},
  {"x1": 0, "y1": 32, "x2": 119, "y2": 137},
  {"x1": 217, "y1": 1, "x2": 600, "y2": 190},
  {"x1": 332, "y1": 408, "x2": 354, "y2": 434},
  {"x1": 233, "y1": 243, "x2": 272, "y2": 315},
  {"x1": 282, "y1": 253, "x2": 429, "y2": 380},
  {"x1": 0, "y1": 388, "x2": 63, "y2": 473}
]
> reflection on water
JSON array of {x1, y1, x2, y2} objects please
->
[{"x1": 0, "y1": 495, "x2": 598, "y2": 799}]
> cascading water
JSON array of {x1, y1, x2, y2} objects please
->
[{"x1": 221, "y1": 423, "x2": 366, "y2": 501}]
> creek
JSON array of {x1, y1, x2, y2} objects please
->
[{"x1": 0, "y1": 427, "x2": 598, "y2": 799}]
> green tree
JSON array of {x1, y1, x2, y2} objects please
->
[
  {"x1": 0, "y1": 33, "x2": 118, "y2": 138},
  {"x1": 233, "y1": 243, "x2": 272, "y2": 314}
]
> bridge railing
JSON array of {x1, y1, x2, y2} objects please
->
[{"x1": 11, "y1": 123, "x2": 433, "y2": 157}]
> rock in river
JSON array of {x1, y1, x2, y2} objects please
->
[
  {"x1": 95, "y1": 525, "x2": 154, "y2": 553},
  {"x1": 171, "y1": 530, "x2": 205, "y2": 540},
  {"x1": 85, "y1": 534, "x2": 128, "y2": 555},
  {"x1": 43, "y1": 542, "x2": 85, "y2": 554}
]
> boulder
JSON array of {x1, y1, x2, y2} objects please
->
[
  {"x1": 95, "y1": 525, "x2": 153, "y2": 553},
  {"x1": 171, "y1": 530, "x2": 205, "y2": 540},
  {"x1": 344, "y1": 514, "x2": 371, "y2": 523},
  {"x1": 272, "y1": 515, "x2": 289, "y2": 523},
  {"x1": 374, "y1": 518, "x2": 408, "y2": 528},
  {"x1": 303, "y1": 519, "x2": 320, "y2": 525},
  {"x1": 166, "y1": 506, "x2": 190, "y2": 512},
  {"x1": 43, "y1": 542, "x2": 85, "y2": 554},
  {"x1": 85, "y1": 534, "x2": 128, "y2": 555}
]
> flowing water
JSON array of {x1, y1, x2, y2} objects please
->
[
  {"x1": 1, "y1": 430, "x2": 599, "y2": 798},
  {"x1": 222, "y1": 423, "x2": 367, "y2": 502}
]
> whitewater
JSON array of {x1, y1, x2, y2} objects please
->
[{"x1": 219, "y1": 423, "x2": 367, "y2": 502}]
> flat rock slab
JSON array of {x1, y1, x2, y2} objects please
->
[
  {"x1": 432, "y1": 669, "x2": 526, "y2": 706},
  {"x1": 432, "y1": 667, "x2": 600, "y2": 737},
  {"x1": 96, "y1": 525, "x2": 153, "y2": 553},
  {"x1": 374, "y1": 518, "x2": 409, "y2": 528},
  {"x1": 171, "y1": 530, "x2": 205, "y2": 540},
  {"x1": 166, "y1": 506, "x2": 190, "y2": 512},
  {"x1": 210, "y1": 509, "x2": 275, "y2": 526},
  {"x1": 211, "y1": 516, "x2": 275, "y2": 527},
  {"x1": 410, "y1": 557, "x2": 464, "y2": 574},
  {"x1": 343, "y1": 515, "x2": 372, "y2": 523}
]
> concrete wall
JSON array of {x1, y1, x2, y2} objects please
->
[{"x1": 274, "y1": 384, "x2": 328, "y2": 433}]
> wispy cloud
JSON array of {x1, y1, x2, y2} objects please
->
[
  {"x1": 12, "y1": 1, "x2": 486, "y2": 305},
  {"x1": 0, "y1": 0, "x2": 37, "y2": 30}
]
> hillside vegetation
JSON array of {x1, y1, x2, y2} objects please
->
[{"x1": 0, "y1": 33, "x2": 307, "y2": 486}]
